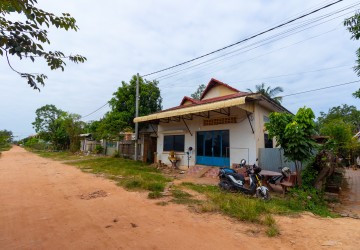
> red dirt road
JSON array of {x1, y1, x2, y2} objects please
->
[{"x1": 1, "y1": 146, "x2": 360, "y2": 250}]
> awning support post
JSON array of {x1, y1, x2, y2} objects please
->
[
  {"x1": 246, "y1": 112, "x2": 254, "y2": 134},
  {"x1": 182, "y1": 117, "x2": 193, "y2": 136},
  {"x1": 149, "y1": 123, "x2": 158, "y2": 137}
]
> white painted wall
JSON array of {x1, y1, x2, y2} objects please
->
[{"x1": 156, "y1": 107, "x2": 259, "y2": 167}]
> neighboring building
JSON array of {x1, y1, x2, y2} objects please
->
[
  {"x1": 134, "y1": 78, "x2": 291, "y2": 168},
  {"x1": 79, "y1": 133, "x2": 100, "y2": 152}
]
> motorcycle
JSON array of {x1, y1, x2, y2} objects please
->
[
  {"x1": 218, "y1": 159, "x2": 270, "y2": 200},
  {"x1": 267, "y1": 166, "x2": 291, "y2": 185}
]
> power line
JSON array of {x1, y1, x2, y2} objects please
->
[
  {"x1": 155, "y1": 2, "x2": 359, "y2": 83},
  {"x1": 159, "y1": 28, "x2": 341, "y2": 89},
  {"x1": 81, "y1": 102, "x2": 109, "y2": 119},
  {"x1": 279, "y1": 80, "x2": 360, "y2": 98},
  {"x1": 141, "y1": 0, "x2": 344, "y2": 77}
]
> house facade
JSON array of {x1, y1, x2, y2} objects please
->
[{"x1": 134, "y1": 78, "x2": 290, "y2": 168}]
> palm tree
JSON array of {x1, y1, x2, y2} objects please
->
[{"x1": 247, "y1": 83, "x2": 284, "y2": 104}]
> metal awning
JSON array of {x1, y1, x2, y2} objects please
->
[{"x1": 134, "y1": 96, "x2": 254, "y2": 123}]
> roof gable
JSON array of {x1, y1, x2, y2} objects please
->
[
  {"x1": 180, "y1": 96, "x2": 201, "y2": 106},
  {"x1": 200, "y1": 78, "x2": 242, "y2": 100}
]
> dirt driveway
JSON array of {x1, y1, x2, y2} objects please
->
[{"x1": 1, "y1": 146, "x2": 360, "y2": 250}]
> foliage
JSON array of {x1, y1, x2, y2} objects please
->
[
  {"x1": 317, "y1": 104, "x2": 360, "y2": 132},
  {"x1": 247, "y1": 82, "x2": 284, "y2": 104},
  {"x1": 344, "y1": 13, "x2": 360, "y2": 77},
  {"x1": 353, "y1": 89, "x2": 360, "y2": 99},
  {"x1": 0, "y1": 0, "x2": 86, "y2": 90},
  {"x1": 96, "y1": 75, "x2": 162, "y2": 139},
  {"x1": 301, "y1": 157, "x2": 319, "y2": 188},
  {"x1": 94, "y1": 145, "x2": 103, "y2": 154},
  {"x1": 320, "y1": 119, "x2": 353, "y2": 157},
  {"x1": 32, "y1": 104, "x2": 68, "y2": 149},
  {"x1": 266, "y1": 107, "x2": 317, "y2": 186},
  {"x1": 23, "y1": 137, "x2": 48, "y2": 150},
  {"x1": 0, "y1": 129, "x2": 13, "y2": 150},
  {"x1": 63, "y1": 113, "x2": 84, "y2": 152},
  {"x1": 288, "y1": 187, "x2": 331, "y2": 216},
  {"x1": 190, "y1": 84, "x2": 206, "y2": 100},
  {"x1": 32, "y1": 104, "x2": 84, "y2": 151}
]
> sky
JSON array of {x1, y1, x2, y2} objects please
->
[{"x1": 1, "y1": 0, "x2": 360, "y2": 139}]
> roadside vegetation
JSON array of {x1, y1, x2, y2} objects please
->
[{"x1": 0, "y1": 130, "x2": 13, "y2": 152}]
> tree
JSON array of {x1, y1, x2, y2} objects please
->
[
  {"x1": 266, "y1": 107, "x2": 317, "y2": 186},
  {"x1": 101, "y1": 75, "x2": 162, "y2": 138},
  {"x1": 32, "y1": 104, "x2": 68, "y2": 149},
  {"x1": 246, "y1": 83, "x2": 283, "y2": 103},
  {"x1": 63, "y1": 113, "x2": 84, "y2": 152},
  {"x1": 353, "y1": 89, "x2": 360, "y2": 99},
  {"x1": 320, "y1": 119, "x2": 353, "y2": 158},
  {"x1": 191, "y1": 84, "x2": 206, "y2": 100},
  {"x1": 344, "y1": 13, "x2": 360, "y2": 97},
  {"x1": 0, "y1": 0, "x2": 86, "y2": 90},
  {"x1": 317, "y1": 104, "x2": 360, "y2": 132},
  {"x1": 0, "y1": 129, "x2": 13, "y2": 150}
]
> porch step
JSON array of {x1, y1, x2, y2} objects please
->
[
  {"x1": 186, "y1": 166, "x2": 220, "y2": 179},
  {"x1": 203, "y1": 167, "x2": 220, "y2": 179}
]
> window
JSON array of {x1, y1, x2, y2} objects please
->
[
  {"x1": 264, "y1": 133, "x2": 273, "y2": 148},
  {"x1": 163, "y1": 135, "x2": 185, "y2": 152}
]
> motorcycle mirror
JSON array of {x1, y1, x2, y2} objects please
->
[{"x1": 240, "y1": 159, "x2": 246, "y2": 166}]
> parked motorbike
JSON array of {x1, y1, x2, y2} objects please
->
[
  {"x1": 218, "y1": 159, "x2": 270, "y2": 200},
  {"x1": 267, "y1": 167, "x2": 291, "y2": 185}
]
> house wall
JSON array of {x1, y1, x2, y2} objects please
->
[
  {"x1": 253, "y1": 104, "x2": 274, "y2": 153},
  {"x1": 202, "y1": 85, "x2": 237, "y2": 100},
  {"x1": 156, "y1": 106, "x2": 258, "y2": 167}
]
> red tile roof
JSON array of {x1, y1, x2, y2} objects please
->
[
  {"x1": 180, "y1": 96, "x2": 201, "y2": 106},
  {"x1": 200, "y1": 78, "x2": 243, "y2": 100},
  {"x1": 161, "y1": 92, "x2": 250, "y2": 113}
]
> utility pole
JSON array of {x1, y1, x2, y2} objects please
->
[{"x1": 134, "y1": 73, "x2": 140, "y2": 161}]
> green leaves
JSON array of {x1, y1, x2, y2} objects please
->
[
  {"x1": 1, "y1": 0, "x2": 86, "y2": 90},
  {"x1": 344, "y1": 13, "x2": 360, "y2": 77},
  {"x1": 266, "y1": 107, "x2": 317, "y2": 162}
]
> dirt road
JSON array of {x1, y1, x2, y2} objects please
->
[{"x1": 1, "y1": 146, "x2": 360, "y2": 250}]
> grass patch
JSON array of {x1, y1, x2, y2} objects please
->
[
  {"x1": 179, "y1": 182, "x2": 335, "y2": 236},
  {"x1": 148, "y1": 191, "x2": 163, "y2": 199},
  {"x1": 75, "y1": 158, "x2": 171, "y2": 192},
  {"x1": 36, "y1": 152, "x2": 173, "y2": 193},
  {"x1": 170, "y1": 189, "x2": 202, "y2": 205},
  {"x1": 31, "y1": 150, "x2": 88, "y2": 161},
  {"x1": 266, "y1": 224, "x2": 280, "y2": 237}
]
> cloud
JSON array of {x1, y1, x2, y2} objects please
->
[{"x1": 1, "y1": 0, "x2": 359, "y2": 138}]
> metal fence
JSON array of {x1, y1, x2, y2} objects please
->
[{"x1": 258, "y1": 148, "x2": 295, "y2": 172}]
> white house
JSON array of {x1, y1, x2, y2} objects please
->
[{"x1": 134, "y1": 78, "x2": 290, "y2": 168}]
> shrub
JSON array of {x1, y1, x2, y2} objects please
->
[{"x1": 94, "y1": 145, "x2": 103, "y2": 154}]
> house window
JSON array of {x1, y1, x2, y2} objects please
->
[
  {"x1": 264, "y1": 133, "x2": 273, "y2": 148},
  {"x1": 163, "y1": 135, "x2": 185, "y2": 152},
  {"x1": 263, "y1": 116, "x2": 269, "y2": 123}
]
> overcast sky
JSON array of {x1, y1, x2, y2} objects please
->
[{"x1": 1, "y1": 0, "x2": 360, "y2": 139}]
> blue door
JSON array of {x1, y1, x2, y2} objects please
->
[{"x1": 196, "y1": 130, "x2": 230, "y2": 167}]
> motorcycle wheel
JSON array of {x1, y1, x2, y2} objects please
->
[
  {"x1": 257, "y1": 188, "x2": 271, "y2": 200},
  {"x1": 219, "y1": 180, "x2": 232, "y2": 191}
]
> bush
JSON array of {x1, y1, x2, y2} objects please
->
[
  {"x1": 24, "y1": 137, "x2": 49, "y2": 150},
  {"x1": 94, "y1": 145, "x2": 103, "y2": 154}
]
